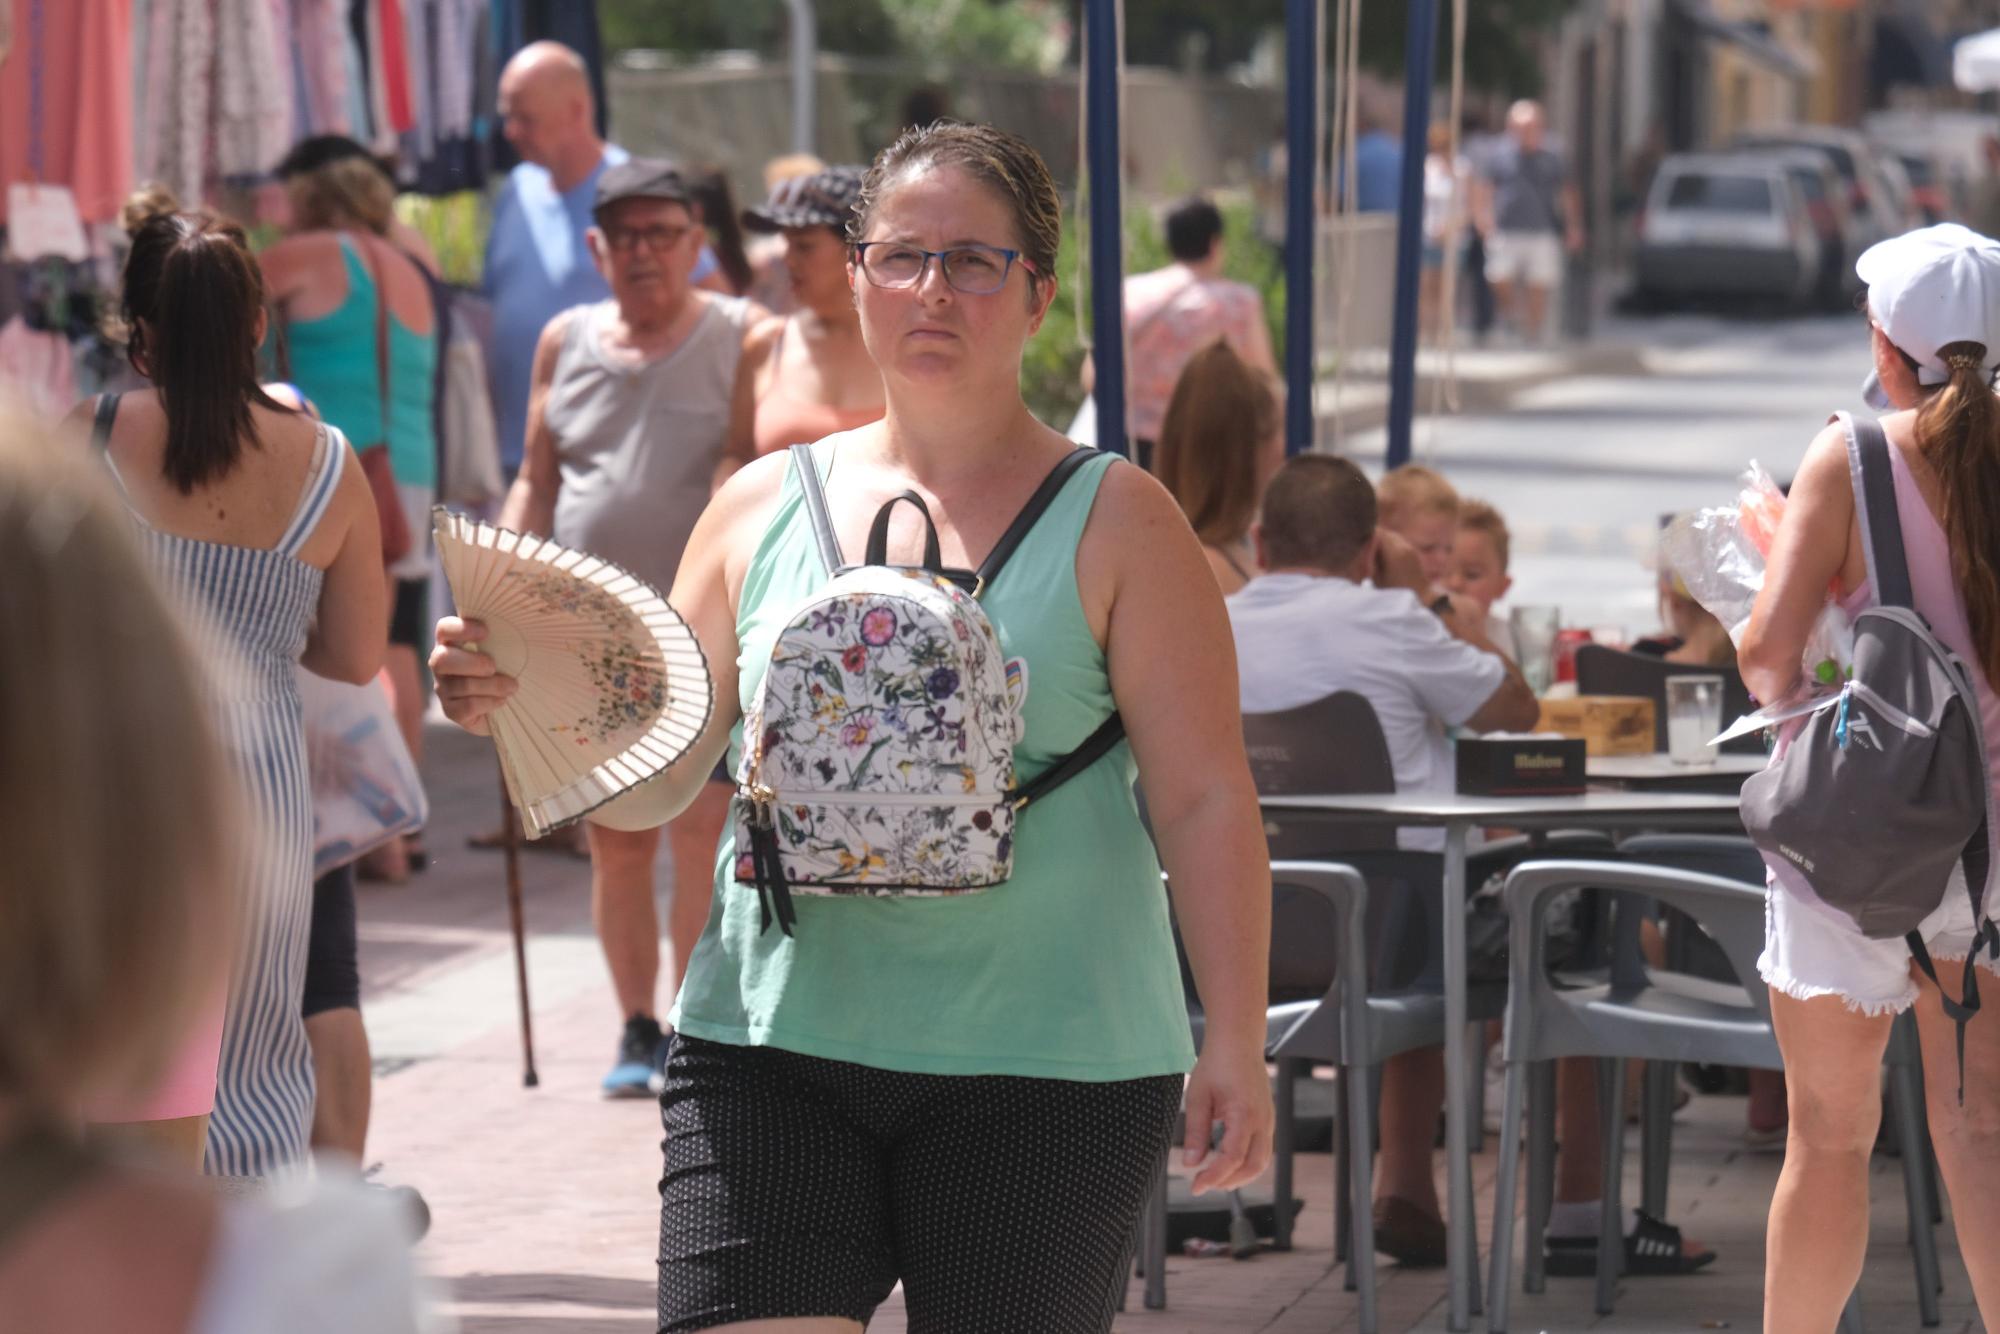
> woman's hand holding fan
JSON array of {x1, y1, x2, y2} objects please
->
[{"x1": 430, "y1": 509, "x2": 714, "y2": 839}]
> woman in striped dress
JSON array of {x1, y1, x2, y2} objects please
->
[{"x1": 63, "y1": 213, "x2": 385, "y2": 1176}]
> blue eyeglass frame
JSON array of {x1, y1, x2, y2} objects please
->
[{"x1": 850, "y1": 241, "x2": 1039, "y2": 293}]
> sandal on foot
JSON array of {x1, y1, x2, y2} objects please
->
[{"x1": 1545, "y1": 1211, "x2": 1716, "y2": 1277}]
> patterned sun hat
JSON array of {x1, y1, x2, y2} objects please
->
[{"x1": 741, "y1": 166, "x2": 866, "y2": 233}]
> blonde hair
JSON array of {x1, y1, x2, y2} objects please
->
[
  {"x1": 1457, "y1": 497, "x2": 1510, "y2": 571},
  {"x1": 1377, "y1": 463, "x2": 1460, "y2": 528},
  {"x1": 764, "y1": 153, "x2": 827, "y2": 191},
  {"x1": 286, "y1": 155, "x2": 396, "y2": 235},
  {"x1": 0, "y1": 407, "x2": 238, "y2": 1116},
  {"x1": 1157, "y1": 340, "x2": 1279, "y2": 547}
]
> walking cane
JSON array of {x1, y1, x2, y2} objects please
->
[{"x1": 499, "y1": 766, "x2": 540, "y2": 1088}]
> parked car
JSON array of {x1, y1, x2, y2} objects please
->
[
  {"x1": 1733, "y1": 127, "x2": 1907, "y2": 249},
  {"x1": 1635, "y1": 154, "x2": 1820, "y2": 309},
  {"x1": 1736, "y1": 148, "x2": 1857, "y2": 306},
  {"x1": 1890, "y1": 150, "x2": 1951, "y2": 224}
]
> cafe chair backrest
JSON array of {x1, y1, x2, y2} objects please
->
[
  {"x1": 1573, "y1": 644, "x2": 1761, "y2": 754},
  {"x1": 1243, "y1": 691, "x2": 1399, "y2": 856}
]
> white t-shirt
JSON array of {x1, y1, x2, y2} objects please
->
[{"x1": 1228, "y1": 573, "x2": 1507, "y2": 850}]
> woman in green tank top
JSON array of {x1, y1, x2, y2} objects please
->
[{"x1": 433, "y1": 123, "x2": 1274, "y2": 1334}]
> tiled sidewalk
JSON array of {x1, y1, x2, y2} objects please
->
[{"x1": 363, "y1": 724, "x2": 1974, "y2": 1332}]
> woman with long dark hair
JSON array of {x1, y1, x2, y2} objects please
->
[
  {"x1": 1742, "y1": 224, "x2": 2000, "y2": 1331},
  {"x1": 63, "y1": 213, "x2": 385, "y2": 1176}
]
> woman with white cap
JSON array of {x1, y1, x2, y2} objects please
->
[{"x1": 1742, "y1": 223, "x2": 2000, "y2": 1330}]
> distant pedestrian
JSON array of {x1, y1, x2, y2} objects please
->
[
  {"x1": 1348, "y1": 109, "x2": 1403, "y2": 214},
  {"x1": 1421, "y1": 122, "x2": 1471, "y2": 336},
  {"x1": 495, "y1": 157, "x2": 764, "y2": 1097},
  {"x1": 1741, "y1": 223, "x2": 2000, "y2": 1332},
  {"x1": 1090, "y1": 195, "x2": 1277, "y2": 467},
  {"x1": 1474, "y1": 99, "x2": 1583, "y2": 344}
]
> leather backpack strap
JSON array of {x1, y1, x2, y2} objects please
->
[
  {"x1": 789, "y1": 443, "x2": 843, "y2": 575},
  {"x1": 1012, "y1": 711, "x2": 1127, "y2": 812},
  {"x1": 975, "y1": 447, "x2": 1101, "y2": 592},
  {"x1": 1841, "y1": 411, "x2": 1914, "y2": 609}
]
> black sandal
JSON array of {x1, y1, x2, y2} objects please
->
[{"x1": 1545, "y1": 1211, "x2": 1716, "y2": 1277}]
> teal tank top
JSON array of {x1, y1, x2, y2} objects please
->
[
  {"x1": 670, "y1": 442, "x2": 1198, "y2": 1081},
  {"x1": 281, "y1": 236, "x2": 437, "y2": 488}
]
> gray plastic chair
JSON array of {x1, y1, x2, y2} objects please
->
[{"x1": 1484, "y1": 859, "x2": 1941, "y2": 1331}]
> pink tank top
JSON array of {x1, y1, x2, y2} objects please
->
[{"x1": 1839, "y1": 436, "x2": 2000, "y2": 783}]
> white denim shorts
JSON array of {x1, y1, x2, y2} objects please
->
[
  {"x1": 1758, "y1": 863, "x2": 2000, "y2": 1016},
  {"x1": 1485, "y1": 231, "x2": 1563, "y2": 287}
]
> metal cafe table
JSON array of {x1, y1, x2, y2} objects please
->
[{"x1": 1254, "y1": 790, "x2": 1745, "y2": 1332}]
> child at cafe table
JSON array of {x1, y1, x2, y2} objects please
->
[{"x1": 1228, "y1": 455, "x2": 1714, "y2": 1275}]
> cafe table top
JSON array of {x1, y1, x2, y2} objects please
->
[
  {"x1": 1585, "y1": 751, "x2": 1767, "y2": 785},
  {"x1": 1255, "y1": 788, "x2": 1743, "y2": 829}
]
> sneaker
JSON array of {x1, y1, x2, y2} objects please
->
[{"x1": 603, "y1": 1015, "x2": 665, "y2": 1099}]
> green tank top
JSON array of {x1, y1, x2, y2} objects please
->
[{"x1": 670, "y1": 441, "x2": 1198, "y2": 1081}]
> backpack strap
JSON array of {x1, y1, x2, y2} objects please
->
[
  {"x1": 1841, "y1": 412, "x2": 1915, "y2": 610},
  {"x1": 1012, "y1": 711, "x2": 1128, "y2": 812},
  {"x1": 90, "y1": 391, "x2": 120, "y2": 451},
  {"x1": 788, "y1": 443, "x2": 843, "y2": 575},
  {"x1": 974, "y1": 446, "x2": 1099, "y2": 594}
]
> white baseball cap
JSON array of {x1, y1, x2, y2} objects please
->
[{"x1": 1858, "y1": 224, "x2": 2000, "y2": 408}]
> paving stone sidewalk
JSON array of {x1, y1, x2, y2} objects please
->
[{"x1": 363, "y1": 722, "x2": 1973, "y2": 1332}]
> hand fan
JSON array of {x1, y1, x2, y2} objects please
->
[{"x1": 433, "y1": 508, "x2": 714, "y2": 839}]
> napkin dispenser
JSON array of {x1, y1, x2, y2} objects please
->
[{"x1": 1456, "y1": 734, "x2": 1587, "y2": 797}]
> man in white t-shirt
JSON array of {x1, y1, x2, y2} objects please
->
[
  {"x1": 1231, "y1": 456, "x2": 1536, "y2": 837},
  {"x1": 1228, "y1": 454, "x2": 1534, "y2": 1266}
]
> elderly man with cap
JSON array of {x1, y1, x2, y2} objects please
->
[
  {"x1": 1742, "y1": 221, "x2": 2000, "y2": 1333},
  {"x1": 495, "y1": 156, "x2": 767, "y2": 1097},
  {"x1": 726, "y1": 166, "x2": 887, "y2": 462},
  {"x1": 486, "y1": 41, "x2": 723, "y2": 482}
]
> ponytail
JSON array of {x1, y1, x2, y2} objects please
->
[
  {"x1": 693, "y1": 169, "x2": 754, "y2": 295},
  {"x1": 1914, "y1": 339, "x2": 2000, "y2": 684},
  {"x1": 120, "y1": 214, "x2": 285, "y2": 494}
]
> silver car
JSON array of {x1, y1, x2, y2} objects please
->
[{"x1": 1636, "y1": 154, "x2": 1820, "y2": 308}]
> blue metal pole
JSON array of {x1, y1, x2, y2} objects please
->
[
  {"x1": 1284, "y1": 0, "x2": 1316, "y2": 456},
  {"x1": 1385, "y1": 0, "x2": 1439, "y2": 471},
  {"x1": 1085, "y1": 0, "x2": 1128, "y2": 458}
]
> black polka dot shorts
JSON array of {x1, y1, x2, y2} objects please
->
[{"x1": 655, "y1": 1034, "x2": 1185, "y2": 1333}]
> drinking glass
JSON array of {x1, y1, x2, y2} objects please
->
[
  {"x1": 1509, "y1": 605, "x2": 1561, "y2": 695},
  {"x1": 1666, "y1": 674, "x2": 1725, "y2": 764}
]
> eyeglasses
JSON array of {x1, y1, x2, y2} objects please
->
[
  {"x1": 851, "y1": 242, "x2": 1035, "y2": 295},
  {"x1": 603, "y1": 222, "x2": 694, "y2": 254}
]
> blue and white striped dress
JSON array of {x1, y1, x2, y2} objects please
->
[{"x1": 101, "y1": 409, "x2": 347, "y2": 1177}]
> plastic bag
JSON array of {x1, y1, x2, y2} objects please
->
[
  {"x1": 1660, "y1": 459, "x2": 1853, "y2": 691},
  {"x1": 300, "y1": 668, "x2": 427, "y2": 875}
]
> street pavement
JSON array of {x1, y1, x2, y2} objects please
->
[{"x1": 359, "y1": 312, "x2": 1969, "y2": 1331}]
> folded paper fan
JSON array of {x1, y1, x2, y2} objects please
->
[{"x1": 433, "y1": 508, "x2": 713, "y2": 838}]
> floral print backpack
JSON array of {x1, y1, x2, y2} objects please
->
[{"x1": 735, "y1": 446, "x2": 1126, "y2": 935}]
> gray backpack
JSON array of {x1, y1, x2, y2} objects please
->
[{"x1": 1741, "y1": 413, "x2": 1999, "y2": 1082}]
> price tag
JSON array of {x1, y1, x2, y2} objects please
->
[{"x1": 7, "y1": 182, "x2": 88, "y2": 262}]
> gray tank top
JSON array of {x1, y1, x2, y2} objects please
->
[{"x1": 545, "y1": 295, "x2": 752, "y2": 594}]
